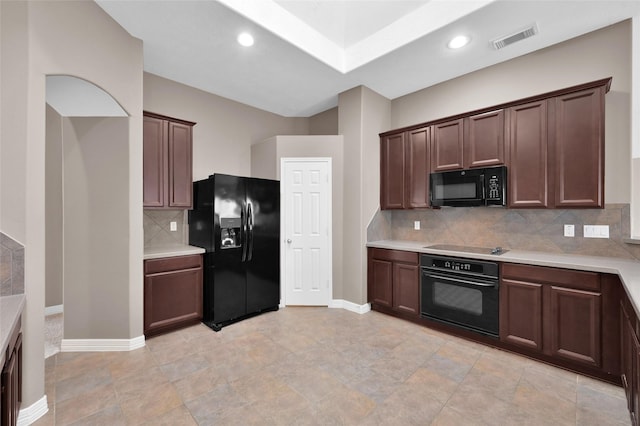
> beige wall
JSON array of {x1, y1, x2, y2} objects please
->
[
  {"x1": 339, "y1": 87, "x2": 391, "y2": 305},
  {"x1": 391, "y1": 20, "x2": 632, "y2": 205},
  {"x1": 63, "y1": 117, "x2": 131, "y2": 339},
  {"x1": 252, "y1": 135, "x2": 345, "y2": 299},
  {"x1": 1, "y1": 0, "x2": 143, "y2": 410},
  {"x1": 143, "y1": 73, "x2": 310, "y2": 181},
  {"x1": 309, "y1": 107, "x2": 339, "y2": 135},
  {"x1": 45, "y1": 105, "x2": 63, "y2": 308}
]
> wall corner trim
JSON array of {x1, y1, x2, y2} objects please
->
[
  {"x1": 329, "y1": 299, "x2": 371, "y2": 314},
  {"x1": 17, "y1": 395, "x2": 48, "y2": 426},
  {"x1": 61, "y1": 335, "x2": 145, "y2": 352}
]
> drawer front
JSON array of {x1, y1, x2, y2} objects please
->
[
  {"x1": 369, "y1": 248, "x2": 418, "y2": 265},
  {"x1": 145, "y1": 254, "x2": 202, "y2": 274},
  {"x1": 502, "y1": 263, "x2": 600, "y2": 291}
]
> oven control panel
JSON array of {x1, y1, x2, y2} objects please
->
[{"x1": 421, "y1": 255, "x2": 499, "y2": 279}]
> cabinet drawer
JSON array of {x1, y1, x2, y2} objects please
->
[
  {"x1": 370, "y1": 248, "x2": 418, "y2": 265},
  {"x1": 502, "y1": 263, "x2": 600, "y2": 291},
  {"x1": 144, "y1": 254, "x2": 202, "y2": 274}
]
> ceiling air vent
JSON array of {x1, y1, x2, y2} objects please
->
[{"x1": 491, "y1": 24, "x2": 538, "y2": 50}]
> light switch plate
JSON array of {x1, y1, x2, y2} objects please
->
[
  {"x1": 564, "y1": 224, "x2": 575, "y2": 237},
  {"x1": 584, "y1": 225, "x2": 609, "y2": 238},
  {"x1": 414, "y1": 221, "x2": 420, "y2": 230},
  {"x1": 170, "y1": 221, "x2": 177, "y2": 232}
]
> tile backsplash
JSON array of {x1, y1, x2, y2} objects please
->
[
  {"x1": 144, "y1": 210, "x2": 188, "y2": 246},
  {"x1": 368, "y1": 203, "x2": 640, "y2": 261},
  {"x1": 0, "y1": 233, "x2": 24, "y2": 296}
]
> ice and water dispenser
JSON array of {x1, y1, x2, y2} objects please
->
[{"x1": 220, "y1": 217, "x2": 241, "y2": 248}]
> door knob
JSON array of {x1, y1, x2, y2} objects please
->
[{"x1": 286, "y1": 239, "x2": 292, "y2": 243}]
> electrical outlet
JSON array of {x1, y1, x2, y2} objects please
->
[
  {"x1": 170, "y1": 221, "x2": 177, "y2": 232},
  {"x1": 414, "y1": 221, "x2": 420, "y2": 230},
  {"x1": 584, "y1": 225, "x2": 609, "y2": 238},
  {"x1": 564, "y1": 224, "x2": 575, "y2": 237}
]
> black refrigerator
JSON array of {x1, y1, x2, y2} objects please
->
[{"x1": 189, "y1": 174, "x2": 280, "y2": 331}]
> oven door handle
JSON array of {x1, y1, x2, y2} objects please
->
[{"x1": 426, "y1": 273, "x2": 497, "y2": 288}]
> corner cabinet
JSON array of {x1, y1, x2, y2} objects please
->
[
  {"x1": 143, "y1": 112, "x2": 196, "y2": 209},
  {"x1": 367, "y1": 248, "x2": 419, "y2": 318},
  {"x1": 1, "y1": 318, "x2": 21, "y2": 426},
  {"x1": 144, "y1": 254, "x2": 203, "y2": 337},
  {"x1": 380, "y1": 127, "x2": 430, "y2": 210}
]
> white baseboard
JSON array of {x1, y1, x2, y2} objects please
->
[
  {"x1": 329, "y1": 299, "x2": 371, "y2": 314},
  {"x1": 44, "y1": 304, "x2": 63, "y2": 316},
  {"x1": 18, "y1": 395, "x2": 48, "y2": 426},
  {"x1": 61, "y1": 335, "x2": 145, "y2": 352}
]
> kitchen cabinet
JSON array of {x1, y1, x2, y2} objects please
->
[
  {"x1": 380, "y1": 127, "x2": 429, "y2": 209},
  {"x1": 508, "y1": 83, "x2": 607, "y2": 209},
  {"x1": 507, "y1": 100, "x2": 550, "y2": 208},
  {"x1": 144, "y1": 254, "x2": 203, "y2": 337},
  {"x1": 464, "y1": 109, "x2": 506, "y2": 169},
  {"x1": 1, "y1": 317, "x2": 21, "y2": 426},
  {"x1": 431, "y1": 119, "x2": 464, "y2": 172},
  {"x1": 367, "y1": 248, "x2": 419, "y2": 317},
  {"x1": 143, "y1": 112, "x2": 196, "y2": 209},
  {"x1": 621, "y1": 285, "x2": 640, "y2": 426},
  {"x1": 552, "y1": 86, "x2": 605, "y2": 207},
  {"x1": 500, "y1": 263, "x2": 602, "y2": 368}
]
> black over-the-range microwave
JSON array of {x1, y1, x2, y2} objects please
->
[{"x1": 429, "y1": 166, "x2": 507, "y2": 207}]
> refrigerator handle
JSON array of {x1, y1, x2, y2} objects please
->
[
  {"x1": 241, "y1": 201, "x2": 248, "y2": 262},
  {"x1": 247, "y1": 202, "x2": 254, "y2": 261}
]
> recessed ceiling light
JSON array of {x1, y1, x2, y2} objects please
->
[
  {"x1": 237, "y1": 32, "x2": 254, "y2": 47},
  {"x1": 448, "y1": 35, "x2": 470, "y2": 49}
]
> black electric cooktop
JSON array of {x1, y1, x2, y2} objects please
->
[{"x1": 424, "y1": 244, "x2": 509, "y2": 256}]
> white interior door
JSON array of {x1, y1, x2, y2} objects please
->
[{"x1": 282, "y1": 158, "x2": 332, "y2": 306}]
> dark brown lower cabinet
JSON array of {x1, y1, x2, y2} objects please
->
[
  {"x1": 368, "y1": 248, "x2": 419, "y2": 318},
  {"x1": 500, "y1": 263, "x2": 610, "y2": 371},
  {"x1": 621, "y1": 291, "x2": 640, "y2": 426},
  {"x1": 1, "y1": 318, "x2": 21, "y2": 426},
  {"x1": 144, "y1": 254, "x2": 203, "y2": 337}
]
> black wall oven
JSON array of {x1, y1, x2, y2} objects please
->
[
  {"x1": 430, "y1": 166, "x2": 507, "y2": 207},
  {"x1": 420, "y1": 254, "x2": 499, "y2": 337}
]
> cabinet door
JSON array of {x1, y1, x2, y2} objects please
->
[
  {"x1": 168, "y1": 121, "x2": 193, "y2": 208},
  {"x1": 144, "y1": 267, "x2": 203, "y2": 336},
  {"x1": 553, "y1": 87, "x2": 604, "y2": 208},
  {"x1": 380, "y1": 133, "x2": 406, "y2": 209},
  {"x1": 143, "y1": 116, "x2": 167, "y2": 207},
  {"x1": 406, "y1": 127, "x2": 430, "y2": 208},
  {"x1": 508, "y1": 100, "x2": 549, "y2": 208},
  {"x1": 431, "y1": 119, "x2": 464, "y2": 172},
  {"x1": 622, "y1": 302, "x2": 636, "y2": 414},
  {"x1": 369, "y1": 258, "x2": 393, "y2": 308},
  {"x1": 549, "y1": 286, "x2": 601, "y2": 367},
  {"x1": 500, "y1": 278, "x2": 543, "y2": 351},
  {"x1": 393, "y1": 262, "x2": 419, "y2": 317},
  {"x1": 465, "y1": 110, "x2": 505, "y2": 168}
]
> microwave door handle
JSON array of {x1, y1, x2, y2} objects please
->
[{"x1": 480, "y1": 174, "x2": 486, "y2": 205}]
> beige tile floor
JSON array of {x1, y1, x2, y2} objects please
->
[{"x1": 34, "y1": 307, "x2": 630, "y2": 425}]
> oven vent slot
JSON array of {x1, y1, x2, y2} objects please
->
[{"x1": 491, "y1": 24, "x2": 538, "y2": 50}]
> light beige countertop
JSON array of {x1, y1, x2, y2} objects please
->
[
  {"x1": 144, "y1": 244, "x2": 205, "y2": 260},
  {"x1": 368, "y1": 239, "x2": 640, "y2": 315},
  {"x1": 0, "y1": 294, "x2": 25, "y2": 366}
]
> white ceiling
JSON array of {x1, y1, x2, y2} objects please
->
[{"x1": 96, "y1": 0, "x2": 640, "y2": 117}]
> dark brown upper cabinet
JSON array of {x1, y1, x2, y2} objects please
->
[
  {"x1": 508, "y1": 83, "x2": 607, "y2": 209},
  {"x1": 431, "y1": 119, "x2": 464, "y2": 172},
  {"x1": 507, "y1": 100, "x2": 550, "y2": 208},
  {"x1": 143, "y1": 112, "x2": 195, "y2": 209},
  {"x1": 380, "y1": 127, "x2": 430, "y2": 210},
  {"x1": 552, "y1": 87, "x2": 605, "y2": 208},
  {"x1": 464, "y1": 109, "x2": 506, "y2": 169}
]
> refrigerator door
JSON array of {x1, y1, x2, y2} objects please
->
[
  {"x1": 245, "y1": 177, "x2": 280, "y2": 313},
  {"x1": 210, "y1": 174, "x2": 247, "y2": 326},
  {"x1": 189, "y1": 178, "x2": 214, "y2": 252}
]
